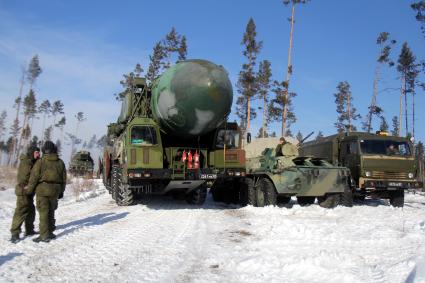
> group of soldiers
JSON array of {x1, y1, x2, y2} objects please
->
[{"x1": 10, "y1": 140, "x2": 66, "y2": 244}]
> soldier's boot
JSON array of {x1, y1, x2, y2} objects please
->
[
  {"x1": 49, "y1": 233, "x2": 57, "y2": 239},
  {"x1": 10, "y1": 234, "x2": 21, "y2": 244},
  {"x1": 32, "y1": 236, "x2": 50, "y2": 243},
  {"x1": 25, "y1": 230, "x2": 39, "y2": 236}
]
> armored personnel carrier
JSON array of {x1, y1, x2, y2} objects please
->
[
  {"x1": 103, "y1": 60, "x2": 246, "y2": 206},
  {"x1": 245, "y1": 137, "x2": 353, "y2": 208},
  {"x1": 69, "y1": 150, "x2": 94, "y2": 177}
]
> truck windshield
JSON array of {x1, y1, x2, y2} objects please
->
[
  {"x1": 131, "y1": 126, "x2": 157, "y2": 145},
  {"x1": 359, "y1": 139, "x2": 411, "y2": 156},
  {"x1": 216, "y1": 129, "x2": 240, "y2": 149}
]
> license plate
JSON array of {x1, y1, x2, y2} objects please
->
[{"x1": 388, "y1": 182, "x2": 402, "y2": 187}]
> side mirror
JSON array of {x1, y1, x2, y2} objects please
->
[{"x1": 247, "y1": 133, "x2": 251, "y2": 144}]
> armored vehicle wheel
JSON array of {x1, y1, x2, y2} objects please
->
[
  {"x1": 341, "y1": 188, "x2": 353, "y2": 207},
  {"x1": 297, "y1": 196, "x2": 315, "y2": 206},
  {"x1": 277, "y1": 196, "x2": 291, "y2": 204},
  {"x1": 239, "y1": 178, "x2": 256, "y2": 206},
  {"x1": 318, "y1": 194, "x2": 340, "y2": 208},
  {"x1": 186, "y1": 184, "x2": 207, "y2": 205},
  {"x1": 389, "y1": 189, "x2": 404, "y2": 207},
  {"x1": 112, "y1": 165, "x2": 135, "y2": 206},
  {"x1": 256, "y1": 178, "x2": 277, "y2": 207}
]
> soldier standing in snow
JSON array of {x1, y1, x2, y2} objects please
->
[
  {"x1": 10, "y1": 146, "x2": 41, "y2": 243},
  {"x1": 25, "y1": 141, "x2": 66, "y2": 243}
]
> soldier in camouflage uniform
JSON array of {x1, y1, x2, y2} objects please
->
[
  {"x1": 10, "y1": 146, "x2": 40, "y2": 243},
  {"x1": 25, "y1": 141, "x2": 66, "y2": 243}
]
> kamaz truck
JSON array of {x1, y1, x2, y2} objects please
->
[
  {"x1": 102, "y1": 60, "x2": 246, "y2": 206},
  {"x1": 300, "y1": 131, "x2": 422, "y2": 207}
]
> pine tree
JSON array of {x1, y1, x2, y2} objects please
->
[
  {"x1": 27, "y1": 54, "x2": 42, "y2": 89},
  {"x1": 281, "y1": 0, "x2": 310, "y2": 135},
  {"x1": 379, "y1": 116, "x2": 389, "y2": 131},
  {"x1": 38, "y1": 100, "x2": 51, "y2": 140},
  {"x1": 236, "y1": 18, "x2": 263, "y2": 139},
  {"x1": 363, "y1": 32, "x2": 396, "y2": 132},
  {"x1": 16, "y1": 89, "x2": 37, "y2": 163},
  {"x1": 66, "y1": 133, "x2": 82, "y2": 156},
  {"x1": 0, "y1": 111, "x2": 6, "y2": 141},
  {"x1": 8, "y1": 118, "x2": 20, "y2": 165},
  {"x1": 257, "y1": 60, "x2": 272, "y2": 138},
  {"x1": 269, "y1": 80, "x2": 297, "y2": 136},
  {"x1": 315, "y1": 131, "x2": 324, "y2": 141},
  {"x1": 397, "y1": 43, "x2": 419, "y2": 137},
  {"x1": 255, "y1": 127, "x2": 269, "y2": 138},
  {"x1": 0, "y1": 111, "x2": 7, "y2": 165},
  {"x1": 296, "y1": 131, "x2": 303, "y2": 143},
  {"x1": 44, "y1": 126, "x2": 53, "y2": 141},
  {"x1": 55, "y1": 116, "x2": 66, "y2": 147},
  {"x1": 391, "y1": 116, "x2": 399, "y2": 136},
  {"x1": 178, "y1": 36, "x2": 188, "y2": 61},
  {"x1": 334, "y1": 81, "x2": 360, "y2": 133},
  {"x1": 146, "y1": 42, "x2": 166, "y2": 84},
  {"x1": 10, "y1": 67, "x2": 27, "y2": 165},
  {"x1": 411, "y1": 1, "x2": 425, "y2": 37},
  {"x1": 51, "y1": 100, "x2": 64, "y2": 138},
  {"x1": 56, "y1": 139, "x2": 62, "y2": 155},
  {"x1": 96, "y1": 135, "x2": 108, "y2": 149},
  {"x1": 87, "y1": 134, "x2": 97, "y2": 150},
  {"x1": 71, "y1": 112, "x2": 86, "y2": 160}
]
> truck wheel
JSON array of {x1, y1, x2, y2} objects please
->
[
  {"x1": 112, "y1": 165, "x2": 135, "y2": 206},
  {"x1": 297, "y1": 196, "x2": 315, "y2": 206},
  {"x1": 223, "y1": 186, "x2": 239, "y2": 204},
  {"x1": 341, "y1": 188, "x2": 353, "y2": 207},
  {"x1": 318, "y1": 194, "x2": 340, "y2": 208},
  {"x1": 389, "y1": 190, "x2": 404, "y2": 207},
  {"x1": 186, "y1": 184, "x2": 207, "y2": 205},
  {"x1": 239, "y1": 178, "x2": 256, "y2": 206},
  {"x1": 258, "y1": 178, "x2": 277, "y2": 206},
  {"x1": 277, "y1": 196, "x2": 291, "y2": 204},
  {"x1": 211, "y1": 187, "x2": 224, "y2": 202},
  {"x1": 111, "y1": 165, "x2": 119, "y2": 200}
]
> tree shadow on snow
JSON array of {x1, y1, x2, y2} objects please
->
[
  {"x1": 56, "y1": 212, "x2": 129, "y2": 238},
  {"x1": 0, "y1": 252, "x2": 23, "y2": 267}
]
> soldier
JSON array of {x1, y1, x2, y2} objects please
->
[
  {"x1": 10, "y1": 146, "x2": 40, "y2": 243},
  {"x1": 25, "y1": 141, "x2": 66, "y2": 243},
  {"x1": 275, "y1": 137, "x2": 286, "y2": 157}
]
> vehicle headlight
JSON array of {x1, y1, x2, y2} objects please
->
[
  {"x1": 365, "y1": 171, "x2": 372, "y2": 177},
  {"x1": 408, "y1": 172, "x2": 414, "y2": 179}
]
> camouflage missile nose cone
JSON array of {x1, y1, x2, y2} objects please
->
[{"x1": 151, "y1": 59, "x2": 233, "y2": 138}]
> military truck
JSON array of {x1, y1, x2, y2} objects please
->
[
  {"x1": 69, "y1": 150, "x2": 94, "y2": 177},
  {"x1": 103, "y1": 59, "x2": 246, "y2": 206},
  {"x1": 300, "y1": 131, "x2": 422, "y2": 207},
  {"x1": 245, "y1": 137, "x2": 353, "y2": 208}
]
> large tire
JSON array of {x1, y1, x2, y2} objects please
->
[
  {"x1": 277, "y1": 196, "x2": 291, "y2": 204},
  {"x1": 186, "y1": 184, "x2": 207, "y2": 205},
  {"x1": 211, "y1": 186, "x2": 224, "y2": 202},
  {"x1": 341, "y1": 187, "x2": 354, "y2": 207},
  {"x1": 240, "y1": 178, "x2": 256, "y2": 206},
  {"x1": 389, "y1": 189, "x2": 404, "y2": 207},
  {"x1": 297, "y1": 196, "x2": 315, "y2": 206},
  {"x1": 223, "y1": 186, "x2": 239, "y2": 204},
  {"x1": 318, "y1": 194, "x2": 340, "y2": 208},
  {"x1": 112, "y1": 165, "x2": 135, "y2": 206},
  {"x1": 256, "y1": 178, "x2": 277, "y2": 207}
]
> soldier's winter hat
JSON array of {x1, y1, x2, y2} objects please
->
[
  {"x1": 42, "y1": 141, "x2": 57, "y2": 154},
  {"x1": 27, "y1": 145, "x2": 40, "y2": 155},
  {"x1": 279, "y1": 137, "x2": 286, "y2": 142}
]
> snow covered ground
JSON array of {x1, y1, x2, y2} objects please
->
[{"x1": 1, "y1": 179, "x2": 425, "y2": 283}]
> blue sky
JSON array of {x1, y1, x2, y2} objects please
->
[{"x1": 0, "y1": 0, "x2": 424, "y2": 161}]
